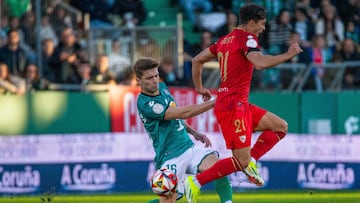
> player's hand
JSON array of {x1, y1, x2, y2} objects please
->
[
  {"x1": 288, "y1": 42, "x2": 303, "y2": 57},
  {"x1": 196, "y1": 88, "x2": 212, "y2": 102},
  {"x1": 193, "y1": 133, "x2": 212, "y2": 148}
]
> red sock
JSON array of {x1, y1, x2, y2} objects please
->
[
  {"x1": 196, "y1": 157, "x2": 241, "y2": 186},
  {"x1": 251, "y1": 130, "x2": 286, "y2": 161}
]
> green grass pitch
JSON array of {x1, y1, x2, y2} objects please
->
[{"x1": 1, "y1": 190, "x2": 359, "y2": 203}]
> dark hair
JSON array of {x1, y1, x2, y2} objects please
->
[
  {"x1": 239, "y1": 3, "x2": 266, "y2": 25},
  {"x1": 6, "y1": 29, "x2": 18, "y2": 37},
  {"x1": 133, "y1": 57, "x2": 159, "y2": 78}
]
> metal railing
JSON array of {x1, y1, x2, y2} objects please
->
[{"x1": 202, "y1": 61, "x2": 360, "y2": 92}]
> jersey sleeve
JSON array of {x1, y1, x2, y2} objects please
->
[
  {"x1": 242, "y1": 33, "x2": 260, "y2": 55},
  {"x1": 209, "y1": 43, "x2": 217, "y2": 55}
]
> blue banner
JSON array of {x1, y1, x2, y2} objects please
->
[{"x1": 1, "y1": 161, "x2": 359, "y2": 195}]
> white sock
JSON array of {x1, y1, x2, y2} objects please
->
[{"x1": 193, "y1": 176, "x2": 202, "y2": 188}]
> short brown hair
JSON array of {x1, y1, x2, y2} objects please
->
[
  {"x1": 239, "y1": 3, "x2": 266, "y2": 25},
  {"x1": 133, "y1": 57, "x2": 159, "y2": 78}
]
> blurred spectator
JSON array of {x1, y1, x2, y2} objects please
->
[
  {"x1": 4, "y1": 0, "x2": 30, "y2": 18},
  {"x1": 333, "y1": 38, "x2": 360, "y2": 89},
  {"x1": 0, "y1": 15, "x2": 9, "y2": 47},
  {"x1": 344, "y1": 20, "x2": 359, "y2": 44},
  {"x1": 8, "y1": 16, "x2": 33, "y2": 55},
  {"x1": 0, "y1": 62, "x2": 26, "y2": 95},
  {"x1": 119, "y1": 71, "x2": 138, "y2": 86},
  {"x1": 51, "y1": 28, "x2": 83, "y2": 83},
  {"x1": 282, "y1": 32, "x2": 311, "y2": 64},
  {"x1": 40, "y1": 15, "x2": 59, "y2": 47},
  {"x1": 305, "y1": 34, "x2": 334, "y2": 92},
  {"x1": 314, "y1": 4, "x2": 344, "y2": 50},
  {"x1": 295, "y1": 0, "x2": 319, "y2": 22},
  {"x1": 214, "y1": 11, "x2": 238, "y2": 39},
  {"x1": 0, "y1": 29, "x2": 29, "y2": 75},
  {"x1": 179, "y1": 0, "x2": 213, "y2": 31},
  {"x1": 71, "y1": 0, "x2": 114, "y2": 28},
  {"x1": 159, "y1": 58, "x2": 180, "y2": 86},
  {"x1": 336, "y1": 0, "x2": 360, "y2": 26},
  {"x1": 181, "y1": 30, "x2": 214, "y2": 86},
  {"x1": 280, "y1": 31, "x2": 311, "y2": 89},
  {"x1": 41, "y1": 38, "x2": 57, "y2": 82},
  {"x1": 192, "y1": 30, "x2": 214, "y2": 55},
  {"x1": 108, "y1": 40, "x2": 131, "y2": 82},
  {"x1": 291, "y1": 6, "x2": 314, "y2": 47},
  {"x1": 112, "y1": 0, "x2": 147, "y2": 28},
  {"x1": 47, "y1": 4, "x2": 74, "y2": 38},
  {"x1": 90, "y1": 55, "x2": 116, "y2": 85},
  {"x1": 68, "y1": 61, "x2": 91, "y2": 85},
  {"x1": 22, "y1": 63, "x2": 49, "y2": 92},
  {"x1": 134, "y1": 38, "x2": 161, "y2": 62},
  {"x1": 20, "y1": 10, "x2": 36, "y2": 50},
  {"x1": 265, "y1": 9, "x2": 293, "y2": 54}
]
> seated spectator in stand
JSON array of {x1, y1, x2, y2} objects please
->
[
  {"x1": 90, "y1": 55, "x2": 116, "y2": 85},
  {"x1": 291, "y1": 6, "x2": 314, "y2": 47},
  {"x1": 0, "y1": 29, "x2": 28, "y2": 75},
  {"x1": 179, "y1": 0, "x2": 213, "y2": 31},
  {"x1": 134, "y1": 37, "x2": 161, "y2": 62},
  {"x1": 159, "y1": 58, "x2": 180, "y2": 86},
  {"x1": 112, "y1": 0, "x2": 147, "y2": 28},
  {"x1": 22, "y1": 63, "x2": 49, "y2": 92},
  {"x1": 314, "y1": 4, "x2": 344, "y2": 50},
  {"x1": 108, "y1": 40, "x2": 131, "y2": 82},
  {"x1": 265, "y1": 9, "x2": 293, "y2": 55},
  {"x1": 119, "y1": 71, "x2": 138, "y2": 87},
  {"x1": 51, "y1": 28, "x2": 82, "y2": 83},
  {"x1": 40, "y1": 15, "x2": 59, "y2": 47},
  {"x1": 20, "y1": 10, "x2": 37, "y2": 50},
  {"x1": 280, "y1": 31, "x2": 311, "y2": 89},
  {"x1": 41, "y1": 38, "x2": 57, "y2": 82},
  {"x1": 192, "y1": 30, "x2": 214, "y2": 55},
  {"x1": 305, "y1": 34, "x2": 334, "y2": 92},
  {"x1": 47, "y1": 4, "x2": 74, "y2": 38},
  {"x1": 344, "y1": 20, "x2": 359, "y2": 44},
  {"x1": 214, "y1": 11, "x2": 238, "y2": 39},
  {"x1": 333, "y1": 38, "x2": 360, "y2": 90},
  {"x1": 68, "y1": 61, "x2": 91, "y2": 85},
  {"x1": 0, "y1": 62, "x2": 26, "y2": 95}
]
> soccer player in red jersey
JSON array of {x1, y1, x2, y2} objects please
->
[{"x1": 185, "y1": 3, "x2": 303, "y2": 202}]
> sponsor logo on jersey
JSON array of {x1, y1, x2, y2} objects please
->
[
  {"x1": 152, "y1": 103, "x2": 164, "y2": 114},
  {"x1": 239, "y1": 135, "x2": 246, "y2": 143},
  {"x1": 246, "y1": 38, "x2": 257, "y2": 48}
]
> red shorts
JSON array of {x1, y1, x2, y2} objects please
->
[{"x1": 215, "y1": 102, "x2": 267, "y2": 150}]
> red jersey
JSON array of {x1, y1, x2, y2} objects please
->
[{"x1": 209, "y1": 28, "x2": 260, "y2": 110}]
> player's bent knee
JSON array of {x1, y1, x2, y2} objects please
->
[{"x1": 277, "y1": 119, "x2": 288, "y2": 134}]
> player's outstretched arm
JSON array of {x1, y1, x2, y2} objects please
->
[
  {"x1": 192, "y1": 48, "x2": 217, "y2": 102},
  {"x1": 247, "y1": 42, "x2": 303, "y2": 70},
  {"x1": 184, "y1": 122, "x2": 212, "y2": 147},
  {"x1": 164, "y1": 100, "x2": 215, "y2": 120}
]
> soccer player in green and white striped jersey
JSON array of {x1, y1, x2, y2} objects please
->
[{"x1": 134, "y1": 57, "x2": 232, "y2": 203}]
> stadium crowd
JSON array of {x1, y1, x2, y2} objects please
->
[{"x1": 0, "y1": 0, "x2": 359, "y2": 95}]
